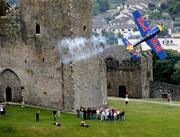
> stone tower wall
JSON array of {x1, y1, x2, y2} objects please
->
[
  {"x1": 0, "y1": 0, "x2": 108, "y2": 111},
  {"x1": 140, "y1": 56, "x2": 153, "y2": 98},
  {"x1": 20, "y1": 0, "x2": 92, "y2": 43},
  {"x1": 73, "y1": 56, "x2": 107, "y2": 110}
]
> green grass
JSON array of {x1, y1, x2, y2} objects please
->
[{"x1": 1, "y1": 99, "x2": 180, "y2": 137}]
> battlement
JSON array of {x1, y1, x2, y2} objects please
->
[{"x1": 105, "y1": 57, "x2": 141, "y2": 72}]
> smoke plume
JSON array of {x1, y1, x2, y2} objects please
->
[{"x1": 58, "y1": 36, "x2": 110, "y2": 64}]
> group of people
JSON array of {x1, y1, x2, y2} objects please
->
[
  {"x1": 76, "y1": 107, "x2": 125, "y2": 121},
  {"x1": 35, "y1": 109, "x2": 61, "y2": 127},
  {"x1": 0, "y1": 104, "x2": 6, "y2": 115}
]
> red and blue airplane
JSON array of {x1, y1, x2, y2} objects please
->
[{"x1": 122, "y1": 10, "x2": 167, "y2": 60}]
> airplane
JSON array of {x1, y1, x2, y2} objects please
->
[{"x1": 122, "y1": 10, "x2": 167, "y2": 60}]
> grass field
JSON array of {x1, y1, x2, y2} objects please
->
[{"x1": 0, "y1": 99, "x2": 180, "y2": 137}]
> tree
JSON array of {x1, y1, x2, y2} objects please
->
[
  {"x1": 92, "y1": 0, "x2": 110, "y2": 15},
  {"x1": 105, "y1": 16, "x2": 113, "y2": 23},
  {"x1": 101, "y1": 30, "x2": 118, "y2": 44},
  {"x1": 98, "y1": 0, "x2": 110, "y2": 12},
  {"x1": 148, "y1": 3, "x2": 156, "y2": 10},
  {"x1": 171, "y1": 62, "x2": 180, "y2": 85},
  {"x1": 173, "y1": 2, "x2": 180, "y2": 15},
  {"x1": 153, "y1": 49, "x2": 180, "y2": 85},
  {"x1": 160, "y1": 3, "x2": 168, "y2": 10},
  {"x1": 153, "y1": 59, "x2": 174, "y2": 83},
  {"x1": 148, "y1": 11, "x2": 163, "y2": 20},
  {"x1": 93, "y1": 1, "x2": 100, "y2": 15},
  {"x1": 158, "y1": 28, "x2": 169, "y2": 37}
]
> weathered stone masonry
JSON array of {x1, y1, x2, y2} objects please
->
[
  {"x1": 106, "y1": 55, "x2": 153, "y2": 99},
  {"x1": 0, "y1": 0, "x2": 107, "y2": 111},
  {"x1": 150, "y1": 81, "x2": 180, "y2": 100}
]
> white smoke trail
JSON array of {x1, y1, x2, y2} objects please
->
[{"x1": 58, "y1": 35, "x2": 110, "y2": 64}]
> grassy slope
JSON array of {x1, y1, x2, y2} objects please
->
[{"x1": 0, "y1": 99, "x2": 180, "y2": 137}]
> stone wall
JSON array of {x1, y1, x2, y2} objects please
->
[
  {"x1": 73, "y1": 56, "x2": 107, "y2": 111},
  {"x1": 20, "y1": 0, "x2": 92, "y2": 43},
  {"x1": 150, "y1": 81, "x2": 180, "y2": 100},
  {"x1": 0, "y1": 42, "x2": 64, "y2": 109},
  {"x1": 106, "y1": 55, "x2": 153, "y2": 98},
  {"x1": 140, "y1": 56, "x2": 153, "y2": 98},
  {"x1": 62, "y1": 63, "x2": 75, "y2": 111},
  {"x1": 107, "y1": 59, "x2": 142, "y2": 98},
  {"x1": 0, "y1": 69, "x2": 22, "y2": 102},
  {"x1": 0, "y1": 0, "x2": 108, "y2": 111}
]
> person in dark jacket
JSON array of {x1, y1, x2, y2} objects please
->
[
  {"x1": 53, "y1": 110, "x2": 57, "y2": 121},
  {"x1": 36, "y1": 110, "x2": 40, "y2": 122}
]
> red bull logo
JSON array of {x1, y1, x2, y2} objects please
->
[
  {"x1": 150, "y1": 38, "x2": 162, "y2": 52},
  {"x1": 137, "y1": 16, "x2": 149, "y2": 32}
]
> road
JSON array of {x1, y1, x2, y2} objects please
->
[{"x1": 109, "y1": 96, "x2": 180, "y2": 107}]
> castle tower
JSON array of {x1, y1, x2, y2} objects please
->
[{"x1": 0, "y1": 0, "x2": 107, "y2": 111}]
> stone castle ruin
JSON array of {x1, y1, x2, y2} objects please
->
[
  {"x1": 0, "y1": 0, "x2": 107, "y2": 111},
  {"x1": 105, "y1": 55, "x2": 153, "y2": 98},
  {"x1": 0, "y1": 0, "x2": 153, "y2": 111}
]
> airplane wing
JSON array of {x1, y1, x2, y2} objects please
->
[
  {"x1": 122, "y1": 37, "x2": 139, "y2": 60},
  {"x1": 146, "y1": 37, "x2": 167, "y2": 59},
  {"x1": 132, "y1": 10, "x2": 151, "y2": 37}
]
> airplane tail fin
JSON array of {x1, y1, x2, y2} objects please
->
[{"x1": 122, "y1": 37, "x2": 138, "y2": 60}]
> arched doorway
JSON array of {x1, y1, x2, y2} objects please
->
[
  {"x1": 6, "y1": 87, "x2": 12, "y2": 102},
  {"x1": 0, "y1": 69, "x2": 22, "y2": 102},
  {"x1": 119, "y1": 86, "x2": 126, "y2": 98}
]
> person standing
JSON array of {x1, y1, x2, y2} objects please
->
[
  {"x1": 53, "y1": 110, "x2": 57, "y2": 121},
  {"x1": 83, "y1": 108, "x2": 87, "y2": 120},
  {"x1": 125, "y1": 93, "x2": 129, "y2": 105},
  {"x1": 168, "y1": 94, "x2": 172, "y2": 107},
  {"x1": 36, "y1": 110, "x2": 40, "y2": 122},
  {"x1": 76, "y1": 108, "x2": 80, "y2": 117},
  {"x1": 0, "y1": 106, "x2": 3, "y2": 115}
]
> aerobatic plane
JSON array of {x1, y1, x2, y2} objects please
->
[{"x1": 122, "y1": 10, "x2": 167, "y2": 60}]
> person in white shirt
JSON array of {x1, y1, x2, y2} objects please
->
[
  {"x1": 0, "y1": 107, "x2": 3, "y2": 115},
  {"x1": 125, "y1": 94, "x2": 129, "y2": 105}
]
